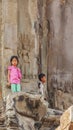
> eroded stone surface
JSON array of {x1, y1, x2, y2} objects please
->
[
  {"x1": 13, "y1": 92, "x2": 48, "y2": 120},
  {"x1": 1, "y1": 0, "x2": 73, "y2": 112},
  {"x1": 56, "y1": 106, "x2": 73, "y2": 130},
  {"x1": 5, "y1": 92, "x2": 62, "y2": 130},
  {"x1": 0, "y1": 0, "x2": 73, "y2": 129}
]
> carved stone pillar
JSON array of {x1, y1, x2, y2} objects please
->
[
  {"x1": 2, "y1": 0, "x2": 18, "y2": 98},
  {"x1": 17, "y1": 0, "x2": 39, "y2": 84},
  {"x1": 46, "y1": 0, "x2": 73, "y2": 109}
]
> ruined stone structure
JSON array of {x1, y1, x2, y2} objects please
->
[
  {"x1": 0, "y1": 0, "x2": 73, "y2": 130},
  {"x1": 0, "y1": 92, "x2": 63, "y2": 130},
  {"x1": 0, "y1": 0, "x2": 73, "y2": 122}
]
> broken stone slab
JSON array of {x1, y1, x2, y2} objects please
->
[
  {"x1": 46, "y1": 108, "x2": 63, "y2": 116},
  {"x1": 13, "y1": 92, "x2": 48, "y2": 120},
  {"x1": 56, "y1": 106, "x2": 73, "y2": 130},
  {"x1": 34, "y1": 113, "x2": 61, "y2": 130},
  {"x1": 60, "y1": 106, "x2": 73, "y2": 129},
  {"x1": 17, "y1": 114, "x2": 35, "y2": 130},
  {"x1": 33, "y1": 107, "x2": 63, "y2": 129},
  {"x1": 5, "y1": 92, "x2": 63, "y2": 130}
]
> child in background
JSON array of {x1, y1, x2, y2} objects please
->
[
  {"x1": 7, "y1": 56, "x2": 22, "y2": 92},
  {"x1": 38, "y1": 73, "x2": 46, "y2": 98}
]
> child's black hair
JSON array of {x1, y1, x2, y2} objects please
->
[
  {"x1": 10, "y1": 55, "x2": 19, "y2": 64},
  {"x1": 38, "y1": 73, "x2": 45, "y2": 81}
]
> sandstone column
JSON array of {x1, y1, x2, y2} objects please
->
[
  {"x1": 41, "y1": 0, "x2": 48, "y2": 75},
  {"x1": 47, "y1": 0, "x2": 73, "y2": 110},
  {"x1": 2, "y1": 0, "x2": 18, "y2": 98},
  {"x1": 17, "y1": 0, "x2": 40, "y2": 92}
]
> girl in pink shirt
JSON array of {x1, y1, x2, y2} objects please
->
[{"x1": 7, "y1": 56, "x2": 22, "y2": 92}]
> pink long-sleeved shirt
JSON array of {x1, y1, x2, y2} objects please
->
[{"x1": 8, "y1": 66, "x2": 22, "y2": 84}]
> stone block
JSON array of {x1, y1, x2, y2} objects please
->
[
  {"x1": 56, "y1": 106, "x2": 73, "y2": 130},
  {"x1": 60, "y1": 106, "x2": 73, "y2": 129},
  {"x1": 13, "y1": 92, "x2": 48, "y2": 120}
]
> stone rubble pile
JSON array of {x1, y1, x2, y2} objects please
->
[
  {"x1": 1, "y1": 91, "x2": 71, "y2": 130},
  {"x1": 5, "y1": 92, "x2": 63, "y2": 130}
]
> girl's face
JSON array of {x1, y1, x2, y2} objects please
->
[{"x1": 11, "y1": 58, "x2": 18, "y2": 66}]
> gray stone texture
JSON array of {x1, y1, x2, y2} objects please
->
[
  {"x1": 5, "y1": 92, "x2": 62, "y2": 130},
  {"x1": 0, "y1": 0, "x2": 73, "y2": 120},
  {"x1": 1, "y1": 0, "x2": 73, "y2": 130}
]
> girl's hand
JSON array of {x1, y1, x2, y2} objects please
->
[{"x1": 6, "y1": 82, "x2": 11, "y2": 88}]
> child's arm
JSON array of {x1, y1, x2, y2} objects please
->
[
  {"x1": 7, "y1": 70, "x2": 10, "y2": 84},
  {"x1": 18, "y1": 68, "x2": 22, "y2": 79}
]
